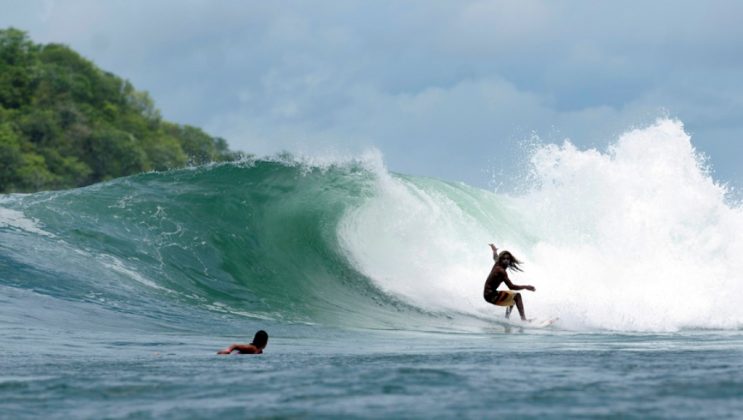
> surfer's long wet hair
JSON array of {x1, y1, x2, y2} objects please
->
[
  {"x1": 496, "y1": 251, "x2": 523, "y2": 272},
  {"x1": 251, "y1": 330, "x2": 269, "y2": 348}
]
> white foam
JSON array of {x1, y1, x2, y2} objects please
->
[
  {"x1": 338, "y1": 161, "x2": 496, "y2": 316},
  {"x1": 268, "y1": 147, "x2": 389, "y2": 177},
  {"x1": 339, "y1": 118, "x2": 743, "y2": 332},
  {"x1": 0, "y1": 207, "x2": 54, "y2": 237},
  {"x1": 516, "y1": 118, "x2": 743, "y2": 331},
  {"x1": 101, "y1": 256, "x2": 169, "y2": 292}
]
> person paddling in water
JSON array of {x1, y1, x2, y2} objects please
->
[
  {"x1": 217, "y1": 330, "x2": 268, "y2": 355},
  {"x1": 483, "y1": 244, "x2": 535, "y2": 321}
]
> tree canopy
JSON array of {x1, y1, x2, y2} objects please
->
[{"x1": 0, "y1": 28, "x2": 244, "y2": 193}]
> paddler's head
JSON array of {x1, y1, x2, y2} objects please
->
[{"x1": 251, "y1": 330, "x2": 269, "y2": 349}]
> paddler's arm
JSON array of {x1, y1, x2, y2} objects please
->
[
  {"x1": 217, "y1": 344, "x2": 237, "y2": 354},
  {"x1": 218, "y1": 344, "x2": 260, "y2": 355}
]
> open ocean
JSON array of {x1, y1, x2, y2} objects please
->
[{"x1": 2, "y1": 119, "x2": 743, "y2": 418}]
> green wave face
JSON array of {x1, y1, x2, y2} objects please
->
[{"x1": 2, "y1": 159, "x2": 485, "y2": 330}]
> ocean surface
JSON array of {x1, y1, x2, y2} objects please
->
[{"x1": 2, "y1": 119, "x2": 743, "y2": 418}]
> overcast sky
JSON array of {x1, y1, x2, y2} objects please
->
[{"x1": 2, "y1": 1, "x2": 743, "y2": 189}]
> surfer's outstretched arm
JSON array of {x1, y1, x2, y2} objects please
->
[
  {"x1": 503, "y1": 274, "x2": 536, "y2": 292},
  {"x1": 489, "y1": 243, "x2": 498, "y2": 259}
]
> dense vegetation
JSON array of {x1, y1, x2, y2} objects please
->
[{"x1": 0, "y1": 28, "x2": 243, "y2": 193}]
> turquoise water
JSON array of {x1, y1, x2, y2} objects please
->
[{"x1": 3, "y1": 124, "x2": 743, "y2": 418}]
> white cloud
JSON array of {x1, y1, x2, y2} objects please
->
[{"x1": 2, "y1": 0, "x2": 742, "y2": 186}]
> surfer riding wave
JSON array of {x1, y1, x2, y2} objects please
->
[{"x1": 483, "y1": 244, "x2": 536, "y2": 321}]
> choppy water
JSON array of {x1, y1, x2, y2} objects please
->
[
  {"x1": 4, "y1": 326, "x2": 743, "y2": 418},
  {"x1": 2, "y1": 119, "x2": 743, "y2": 418}
]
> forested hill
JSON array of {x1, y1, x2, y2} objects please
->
[{"x1": 0, "y1": 28, "x2": 244, "y2": 193}]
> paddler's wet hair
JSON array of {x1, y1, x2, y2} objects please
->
[
  {"x1": 251, "y1": 330, "x2": 269, "y2": 348},
  {"x1": 496, "y1": 251, "x2": 523, "y2": 272}
]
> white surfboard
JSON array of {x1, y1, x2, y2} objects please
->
[
  {"x1": 530, "y1": 317, "x2": 559, "y2": 328},
  {"x1": 493, "y1": 317, "x2": 559, "y2": 329}
]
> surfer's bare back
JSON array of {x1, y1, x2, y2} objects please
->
[
  {"x1": 483, "y1": 244, "x2": 535, "y2": 321},
  {"x1": 217, "y1": 330, "x2": 268, "y2": 355}
]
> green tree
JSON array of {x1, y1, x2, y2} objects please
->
[
  {"x1": 143, "y1": 134, "x2": 187, "y2": 171},
  {"x1": 15, "y1": 152, "x2": 59, "y2": 191},
  {"x1": 85, "y1": 128, "x2": 148, "y2": 180},
  {"x1": 0, "y1": 123, "x2": 23, "y2": 191},
  {"x1": 0, "y1": 28, "x2": 39, "y2": 109},
  {"x1": 0, "y1": 28, "x2": 241, "y2": 193}
]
